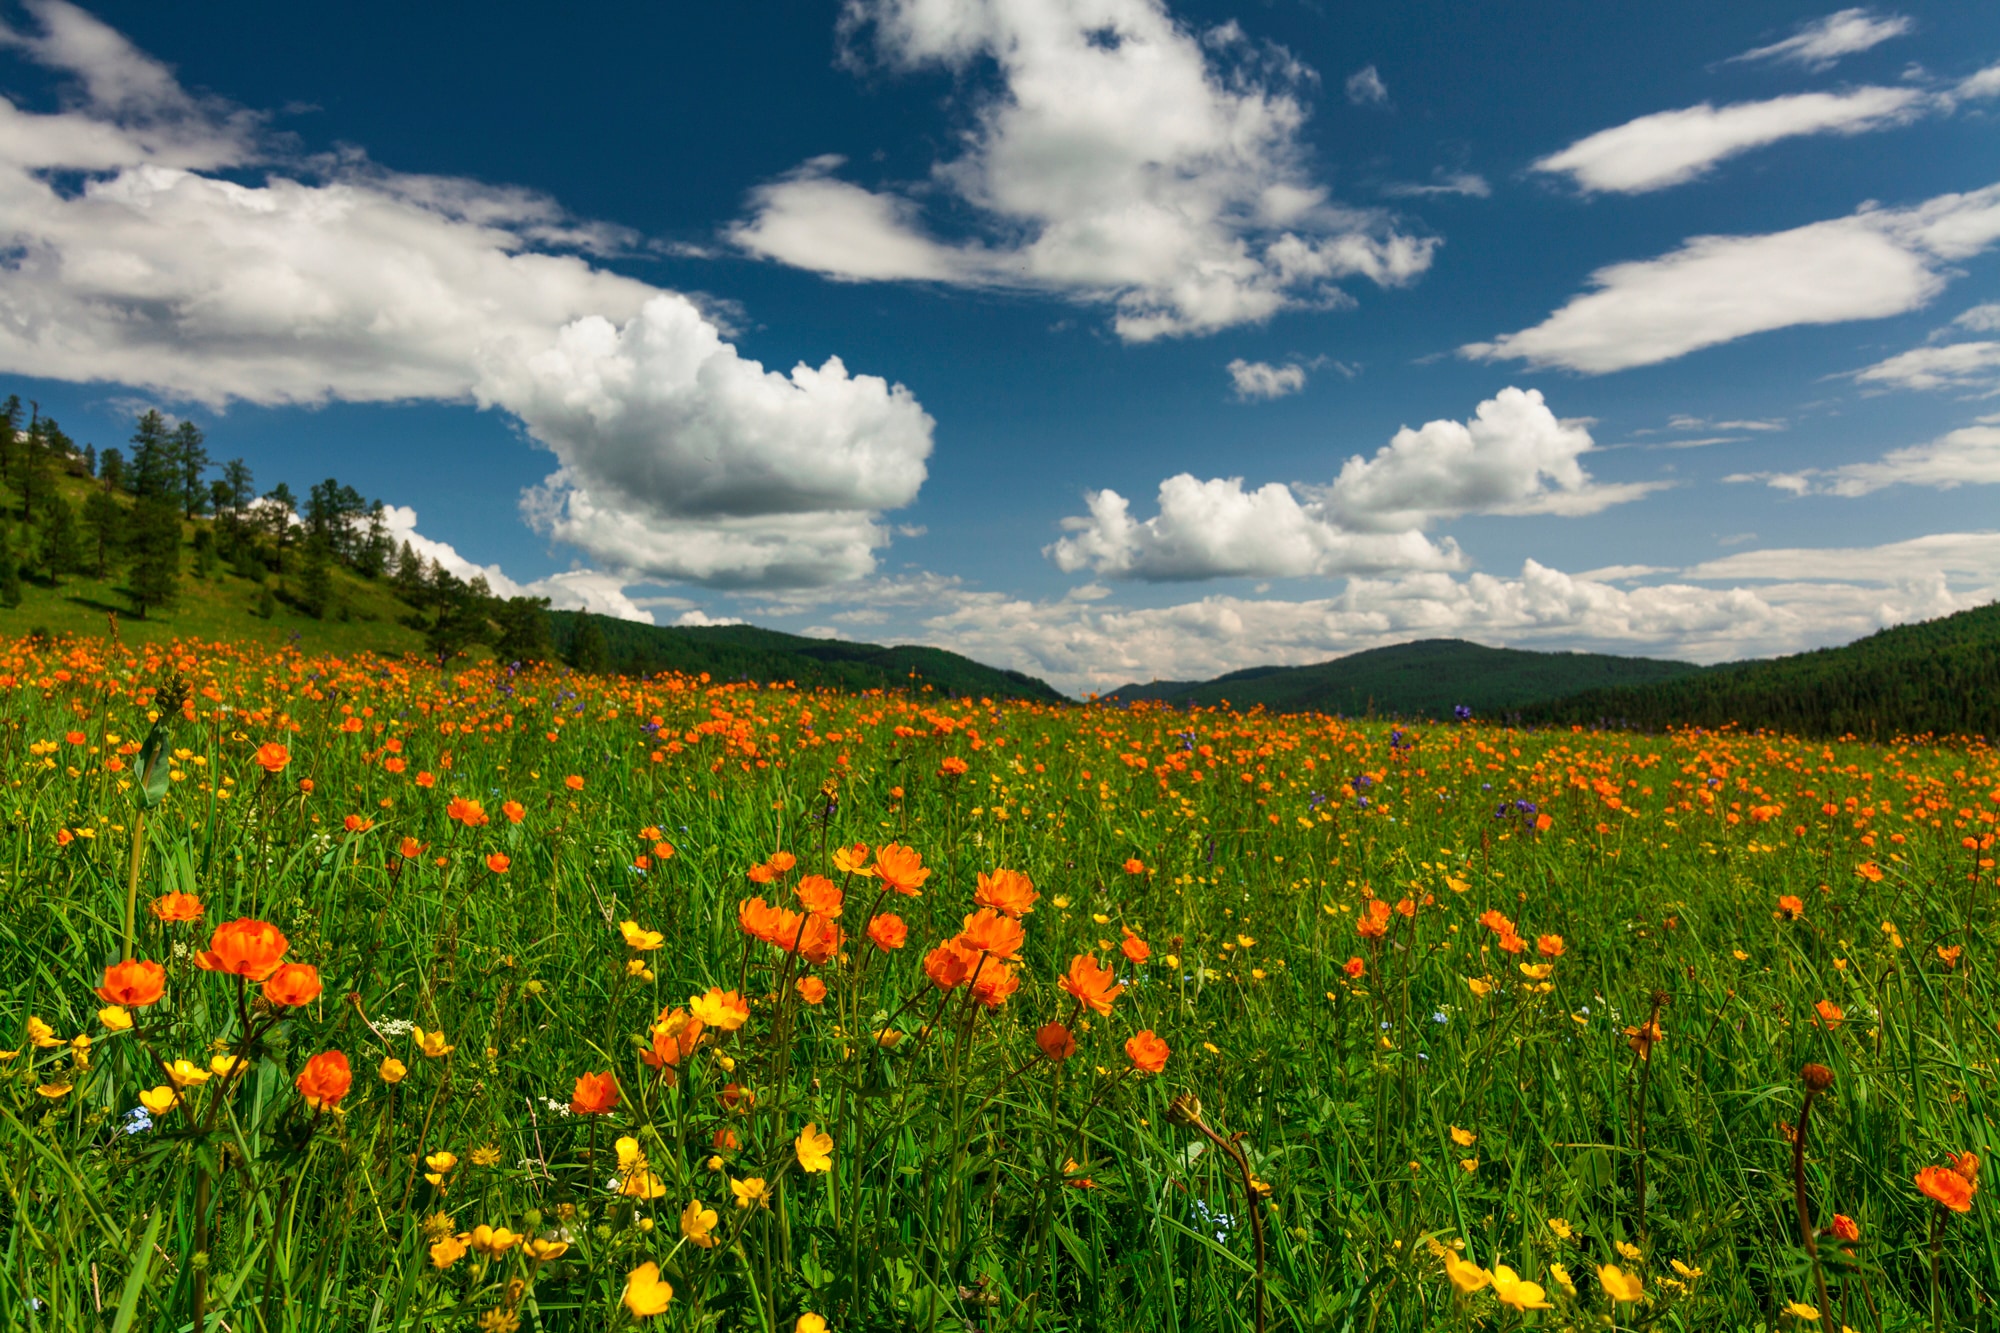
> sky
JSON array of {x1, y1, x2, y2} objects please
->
[{"x1": 0, "y1": 0, "x2": 1995, "y2": 695}]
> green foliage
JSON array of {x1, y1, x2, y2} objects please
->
[
  {"x1": 125, "y1": 496, "x2": 182, "y2": 617},
  {"x1": 0, "y1": 525, "x2": 20, "y2": 608}
]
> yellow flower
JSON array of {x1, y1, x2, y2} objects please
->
[
  {"x1": 1615, "y1": 1240, "x2": 1643, "y2": 1263},
  {"x1": 1732, "y1": 949, "x2": 1749, "y2": 961},
  {"x1": 1597, "y1": 1263, "x2": 1645, "y2": 1303},
  {"x1": 35, "y1": 1082, "x2": 73, "y2": 1098},
  {"x1": 797, "y1": 1317, "x2": 827, "y2": 1333},
  {"x1": 1464, "y1": 977, "x2": 1492, "y2": 998},
  {"x1": 1459, "y1": 1157, "x2": 1479, "y2": 1173},
  {"x1": 424, "y1": 1151, "x2": 458, "y2": 1186},
  {"x1": 471, "y1": 1145, "x2": 502, "y2": 1167},
  {"x1": 731, "y1": 1176, "x2": 770, "y2": 1209},
  {"x1": 429, "y1": 1234, "x2": 469, "y2": 1269},
  {"x1": 98, "y1": 1005, "x2": 132, "y2": 1032},
  {"x1": 680, "y1": 1199, "x2": 719, "y2": 1248},
  {"x1": 70, "y1": 1034, "x2": 93, "y2": 1070},
  {"x1": 468, "y1": 1224, "x2": 520, "y2": 1257},
  {"x1": 1546, "y1": 1217, "x2": 1573, "y2": 1241},
  {"x1": 1784, "y1": 1302, "x2": 1820, "y2": 1321},
  {"x1": 1450, "y1": 1125, "x2": 1476, "y2": 1147},
  {"x1": 414, "y1": 1027, "x2": 455, "y2": 1059},
  {"x1": 622, "y1": 1168, "x2": 667, "y2": 1200},
  {"x1": 380, "y1": 1056, "x2": 408, "y2": 1084},
  {"x1": 616, "y1": 1136, "x2": 647, "y2": 1172},
  {"x1": 1518, "y1": 962, "x2": 1554, "y2": 980},
  {"x1": 1442, "y1": 1247, "x2": 1491, "y2": 1294},
  {"x1": 27, "y1": 1016, "x2": 61, "y2": 1048},
  {"x1": 209, "y1": 1054, "x2": 246, "y2": 1078},
  {"x1": 1670, "y1": 1259, "x2": 1703, "y2": 1282},
  {"x1": 139, "y1": 1085, "x2": 177, "y2": 1114},
  {"x1": 526, "y1": 1237, "x2": 569, "y2": 1261},
  {"x1": 619, "y1": 920, "x2": 665, "y2": 951},
  {"x1": 623, "y1": 1262, "x2": 673, "y2": 1316},
  {"x1": 1549, "y1": 1263, "x2": 1576, "y2": 1298},
  {"x1": 166, "y1": 1058, "x2": 212, "y2": 1087},
  {"x1": 1491, "y1": 1264, "x2": 1552, "y2": 1311},
  {"x1": 795, "y1": 1122, "x2": 833, "y2": 1173}
]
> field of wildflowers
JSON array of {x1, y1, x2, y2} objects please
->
[{"x1": 1, "y1": 635, "x2": 1995, "y2": 1332}]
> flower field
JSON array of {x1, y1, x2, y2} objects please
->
[{"x1": 1, "y1": 635, "x2": 1995, "y2": 1332}]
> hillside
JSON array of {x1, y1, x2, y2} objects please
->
[
  {"x1": 547, "y1": 612, "x2": 1064, "y2": 701},
  {"x1": 1103, "y1": 638, "x2": 1702, "y2": 718},
  {"x1": 1525, "y1": 601, "x2": 2000, "y2": 739}
]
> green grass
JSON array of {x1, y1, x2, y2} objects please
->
[{"x1": 0, "y1": 634, "x2": 1994, "y2": 1331}]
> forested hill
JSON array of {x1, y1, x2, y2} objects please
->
[
  {"x1": 1524, "y1": 602, "x2": 2000, "y2": 740},
  {"x1": 547, "y1": 614, "x2": 1063, "y2": 701},
  {"x1": 1103, "y1": 638, "x2": 1701, "y2": 718}
]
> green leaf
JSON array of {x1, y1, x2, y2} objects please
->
[
  {"x1": 134, "y1": 715, "x2": 172, "y2": 809},
  {"x1": 110, "y1": 1207, "x2": 162, "y2": 1333}
]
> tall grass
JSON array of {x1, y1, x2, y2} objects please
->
[{"x1": 0, "y1": 634, "x2": 1993, "y2": 1331}]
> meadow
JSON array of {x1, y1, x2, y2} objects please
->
[{"x1": 0, "y1": 634, "x2": 1994, "y2": 1332}]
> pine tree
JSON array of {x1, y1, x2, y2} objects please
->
[
  {"x1": 82, "y1": 443, "x2": 96, "y2": 478},
  {"x1": 220, "y1": 458, "x2": 254, "y2": 514},
  {"x1": 0, "y1": 395, "x2": 19, "y2": 486},
  {"x1": 126, "y1": 497, "x2": 181, "y2": 617},
  {"x1": 0, "y1": 525, "x2": 21, "y2": 608},
  {"x1": 173, "y1": 419, "x2": 210, "y2": 518},
  {"x1": 570, "y1": 613, "x2": 610, "y2": 674},
  {"x1": 357, "y1": 501, "x2": 392, "y2": 578},
  {"x1": 299, "y1": 533, "x2": 332, "y2": 619},
  {"x1": 37, "y1": 494, "x2": 82, "y2": 583},
  {"x1": 82, "y1": 489, "x2": 121, "y2": 578},
  {"x1": 98, "y1": 448, "x2": 127, "y2": 493},
  {"x1": 494, "y1": 597, "x2": 554, "y2": 663},
  {"x1": 15, "y1": 418, "x2": 51, "y2": 521},
  {"x1": 129, "y1": 410, "x2": 177, "y2": 501}
]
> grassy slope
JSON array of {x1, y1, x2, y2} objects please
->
[{"x1": 1105, "y1": 638, "x2": 1702, "y2": 718}]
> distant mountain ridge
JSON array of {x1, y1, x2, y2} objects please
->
[{"x1": 1102, "y1": 638, "x2": 1702, "y2": 718}]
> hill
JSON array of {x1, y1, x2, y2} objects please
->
[
  {"x1": 1525, "y1": 601, "x2": 2000, "y2": 739},
  {"x1": 547, "y1": 613, "x2": 1064, "y2": 701},
  {"x1": 1102, "y1": 638, "x2": 1703, "y2": 718}
]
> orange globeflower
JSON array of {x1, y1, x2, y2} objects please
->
[
  {"x1": 831, "y1": 843, "x2": 873, "y2": 876},
  {"x1": 958, "y1": 908, "x2": 1025, "y2": 961},
  {"x1": 938, "y1": 756, "x2": 969, "y2": 778},
  {"x1": 642, "y1": 1010, "x2": 705, "y2": 1071},
  {"x1": 1831, "y1": 1214, "x2": 1861, "y2": 1243},
  {"x1": 149, "y1": 892, "x2": 204, "y2": 923},
  {"x1": 1125, "y1": 1029, "x2": 1170, "y2": 1074},
  {"x1": 796, "y1": 875, "x2": 844, "y2": 918},
  {"x1": 974, "y1": 868, "x2": 1037, "y2": 918},
  {"x1": 502, "y1": 800, "x2": 526, "y2": 824},
  {"x1": 446, "y1": 796, "x2": 488, "y2": 827},
  {"x1": 1537, "y1": 934, "x2": 1566, "y2": 959},
  {"x1": 971, "y1": 962, "x2": 1019, "y2": 1010},
  {"x1": 295, "y1": 1050, "x2": 352, "y2": 1110},
  {"x1": 1059, "y1": 954, "x2": 1124, "y2": 1016},
  {"x1": 1814, "y1": 999, "x2": 1845, "y2": 1030},
  {"x1": 486, "y1": 853, "x2": 511, "y2": 874},
  {"x1": 690, "y1": 988, "x2": 751, "y2": 1031},
  {"x1": 1036, "y1": 1021, "x2": 1077, "y2": 1062},
  {"x1": 873, "y1": 844, "x2": 930, "y2": 895},
  {"x1": 253, "y1": 742, "x2": 290, "y2": 773},
  {"x1": 867, "y1": 913, "x2": 908, "y2": 951},
  {"x1": 1917, "y1": 1164, "x2": 1975, "y2": 1213},
  {"x1": 343, "y1": 814, "x2": 373, "y2": 833},
  {"x1": 796, "y1": 976, "x2": 828, "y2": 1005},
  {"x1": 95, "y1": 959, "x2": 166, "y2": 1008},
  {"x1": 923, "y1": 940, "x2": 979, "y2": 991},
  {"x1": 572, "y1": 1070, "x2": 620, "y2": 1115},
  {"x1": 564, "y1": 774, "x2": 584, "y2": 791},
  {"x1": 1343, "y1": 956, "x2": 1366, "y2": 979},
  {"x1": 1777, "y1": 895, "x2": 1805, "y2": 920},
  {"x1": 195, "y1": 918, "x2": 289, "y2": 980},
  {"x1": 1120, "y1": 926, "x2": 1151, "y2": 965},
  {"x1": 263, "y1": 962, "x2": 323, "y2": 1008},
  {"x1": 398, "y1": 837, "x2": 424, "y2": 860},
  {"x1": 1122, "y1": 858, "x2": 1145, "y2": 875},
  {"x1": 767, "y1": 851, "x2": 797, "y2": 873},
  {"x1": 1854, "y1": 862, "x2": 1885, "y2": 884},
  {"x1": 1950, "y1": 1152, "x2": 1980, "y2": 1187}
]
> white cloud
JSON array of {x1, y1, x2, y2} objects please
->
[
  {"x1": 1345, "y1": 65, "x2": 1387, "y2": 105},
  {"x1": 379, "y1": 505, "x2": 655, "y2": 622},
  {"x1": 1726, "y1": 424, "x2": 2000, "y2": 495},
  {"x1": 1684, "y1": 529, "x2": 2000, "y2": 582},
  {"x1": 1961, "y1": 63, "x2": 2000, "y2": 100},
  {"x1": 1533, "y1": 88, "x2": 1925, "y2": 194},
  {"x1": 1048, "y1": 387, "x2": 1659, "y2": 580},
  {"x1": 1381, "y1": 171, "x2": 1490, "y2": 199},
  {"x1": 1955, "y1": 303, "x2": 2000, "y2": 332},
  {"x1": 674, "y1": 609, "x2": 747, "y2": 627},
  {"x1": 1852, "y1": 340, "x2": 2000, "y2": 391},
  {"x1": 1727, "y1": 9, "x2": 1914, "y2": 70},
  {"x1": 1463, "y1": 182, "x2": 2000, "y2": 372},
  {"x1": 729, "y1": 0, "x2": 1436, "y2": 341},
  {"x1": 1226, "y1": 358, "x2": 1307, "y2": 400},
  {"x1": 0, "y1": 2, "x2": 933, "y2": 590}
]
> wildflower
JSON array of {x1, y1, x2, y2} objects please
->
[
  {"x1": 502, "y1": 800, "x2": 525, "y2": 824},
  {"x1": 398, "y1": 837, "x2": 424, "y2": 859},
  {"x1": 414, "y1": 1027, "x2": 455, "y2": 1058},
  {"x1": 958, "y1": 908, "x2": 1025, "y2": 960},
  {"x1": 485, "y1": 853, "x2": 511, "y2": 874},
  {"x1": 1442, "y1": 1248, "x2": 1491, "y2": 1293},
  {"x1": 447, "y1": 796, "x2": 488, "y2": 826},
  {"x1": 867, "y1": 914, "x2": 907, "y2": 951},
  {"x1": 1122, "y1": 857, "x2": 1145, "y2": 875},
  {"x1": 1597, "y1": 1263, "x2": 1645, "y2": 1303},
  {"x1": 139, "y1": 1085, "x2": 177, "y2": 1114},
  {"x1": 263, "y1": 962, "x2": 323, "y2": 1008},
  {"x1": 1546, "y1": 1217, "x2": 1572, "y2": 1240},
  {"x1": 26, "y1": 1016, "x2": 60, "y2": 1048},
  {"x1": 380, "y1": 1057, "x2": 408, "y2": 1084},
  {"x1": 424, "y1": 1151, "x2": 458, "y2": 1186},
  {"x1": 731, "y1": 1176, "x2": 770, "y2": 1208},
  {"x1": 35, "y1": 1081, "x2": 73, "y2": 1098},
  {"x1": 873, "y1": 843, "x2": 930, "y2": 895},
  {"x1": 1854, "y1": 862, "x2": 1884, "y2": 883},
  {"x1": 1450, "y1": 1126, "x2": 1476, "y2": 1147},
  {"x1": 796, "y1": 874, "x2": 844, "y2": 919},
  {"x1": 343, "y1": 814, "x2": 373, "y2": 833},
  {"x1": 619, "y1": 920, "x2": 665, "y2": 951},
  {"x1": 796, "y1": 976, "x2": 827, "y2": 1005},
  {"x1": 1624, "y1": 1016, "x2": 1663, "y2": 1061},
  {"x1": 526, "y1": 1238, "x2": 569, "y2": 1261},
  {"x1": 720, "y1": 1081, "x2": 755, "y2": 1112},
  {"x1": 1938, "y1": 944, "x2": 1963, "y2": 968},
  {"x1": 1460, "y1": 1158, "x2": 1479, "y2": 1173},
  {"x1": 1615, "y1": 1240, "x2": 1643, "y2": 1263},
  {"x1": 923, "y1": 940, "x2": 978, "y2": 990},
  {"x1": 1124, "y1": 1030, "x2": 1169, "y2": 1074},
  {"x1": 1917, "y1": 1164, "x2": 1975, "y2": 1212},
  {"x1": 430, "y1": 1234, "x2": 469, "y2": 1269},
  {"x1": 1951, "y1": 1152, "x2": 1979, "y2": 1186},
  {"x1": 1519, "y1": 962, "x2": 1554, "y2": 980},
  {"x1": 1777, "y1": 894, "x2": 1805, "y2": 920},
  {"x1": 1784, "y1": 1303, "x2": 1820, "y2": 1321},
  {"x1": 469, "y1": 1225, "x2": 520, "y2": 1257},
  {"x1": 975, "y1": 867, "x2": 1037, "y2": 917},
  {"x1": 1059, "y1": 954, "x2": 1124, "y2": 1015},
  {"x1": 571, "y1": 1071, "x2": 619, "y2": 1115},
  {"x1": 1036, "y1": 1022, "x2": 1077, "y2": 1062},
  {"x1": 210, "y1": 1054, "x2": 246, "y2": 1079},
  {"x1": 797, "y1": 1317, "x2": 827, "y2": 1333},
  {"x1": 478, "y1": 1310, "x2": 518, "y2": 1333},
  {"x1": 832, "y1": 842, "x2": 873, "y2": 876},
  {"x1": 295, "y1": 1050, "x2": 353, "y2": 1110},
  {"x1": 1830, "y1": 1214, "x2": 1860, "y2": 1242},
  {"x1": 643, "y1": 1009, "x2": 704, "y2": 1071},
  {"x1": 681, "y1": 1198, "x2": 719, "y2": 1247},
  {"x1": 99, "y1": 1006, "x2": 132, "y2": 1031},
  {"x1": 166, "y1": 1058, "x2": 213, "y2": 1086},
  {"x1": 1491, "y1": 1265, "x2": 1551, "y2": 1311},
  {"x1": 1670, "y1": 1259, "x2": 1703, "y2": 1281},
  {"x1": 938, "y1": 756, "x2": 969, "y2": 777},
  {"x1": 624, "y1": 1262, "x2": 673, "y2": 1316},
  {"x1": 470, "y1": 1145, "x2": 501, "y2": 1167},
  {"x1": 195, "y1": 918, "x2": 290, "y2": 980},
  {"x1": 1813, "y1": 1000, "x2": 1844, "y2": 1030},
  {"x1": 690, "y1": 988, "x2": 750, "y2": 1031},
  {"x1": 254, "y1": 742, "x2": 290, "y2": 773},
  {"x1": 150, "y1": 892, "x2": 204, "y2": 922},
  {"x1": 96, "y1": 959, "x2": 166, "y2": 1008},
  {"x1": 564, "y1": 774, "x2": 584, "y2": 791},
  {"x1": 971, "y1": 962, "x2": 1019, "y2": 1009},
  {"x1": 1120, "y1": 926, "x2": 1151, "y2": 965},
  {"x1": 1548, "y1": 1263, "x2": 1576, "y2": 1298},
  {"x1": 1537, "y1": 934, "x2": 1565, "y2": 958},
  {"x1": 1344, "y1": 956, "x2": 1365, "y2": 978},
  {"x1": 796, "y1": 1122, "x2": 833, "y2": 1173}
]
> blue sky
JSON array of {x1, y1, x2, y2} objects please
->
[{"x1": 0, "y1": 0, "x2": 1996, "y2": 692}]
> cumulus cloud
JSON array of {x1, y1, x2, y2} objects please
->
[
  {"x1": 1961, "y1": 63, "x2": 2000, "y2": 100},
  {"x1": 0, "y1": 2, "x2": 933, "y2": 589},
  {"x1": 1726, "y1": 423, "x2": 2000, "y2": 495},
  {"x1": 1532, "y1": 88, "x2": 1925, "y2": 194},
  {"x1": 729, "y1": 0, "x2": 1436, "y2": 341},
  {"x1": 1955, "y1": 303, "x2": 2000, "y2": 333},
  {"x1": 1047, "y1": 387, "x2": 1658, "y2": 580},
  {"x1": 1727, "y1": 9, "x2": 1913, "y2": 70},
  {"x1": 379, "y1": 506, "x2": 655, "y2": 622},
  {"x1": 1852, "y1": 340, "x2": 2000, "y2": 391},
  {"x1": 1345, "y1": 65, "x2": 1388, "y2": 105},
  {"x1": 1226, "y1": 358, "x2": 1307, "y2": 400},
  {"x1": 1463, "y1": 182, "x2": 2000, "y2": 372}
]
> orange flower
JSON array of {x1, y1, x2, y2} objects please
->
[
  {"x1": 1814, "y1": 999, "x2": 1845, "y2": 1030},
  {"x1": 794, "y1": 914, "x2": 843, "y2": 966},
  {"x1": 974, "y1": 868, "x2": 1037, "y2": 917},
  {"x1": 1777, "y1": 894, "x2": 1805, "y2": 920},
  {"x1": 831, "y1": 842, "x2": 873, "y2": 876},
  {"x1": 339, "y1": 716, "x2": 363, "y2": 734},
  {"x1": 873, "y1": 843, "x2": 930, "y2": 895},
  {"x1": 415, "y1": 771, "x2": 436, "y2": 788},
  {"x1": 796, "y1": 976, "x2": 828, "y2": 1005},
  {"x1": 564, "y1": 774, "x2": 584, "y2": 791},
  {"x1": 1036, "y1": 1021, "x2": 1077, "y2": 1062},
  {"x1": 958, "y1": 908, "x2": 1025, "y2": 961},
  {"x1": 1125, "y1": 1029, "x2": 1169, "y2": 1074},
  {"x1": 1059, "y1": 954, "x2": 1124, "y2": 1016},
  {"x1": 690, "y1": 988, "x2": 751, "y2": 1031},
  {"x1": 738, "y1": 897, "x2": 784, "y2": 944},
  {"x1": 195, "y1": 918, "x2": 290, "y2": 981},
  {"x1": 1950, "y1": 1152, "x2": 1980, "y2": 1187},
  {"x1": 398, "y1": 837, "x2": 424, "y2": 859},
  {"x1": 1831, "y1": 1214, "x2": 1860, "y2": 1242},
  {"x1": 746, "y1": 863, "x2": 777, "y2": 885},
  {"x1": 486, "y1": 853, "x2": 511, "y2": 874},
  {"x1": 149, "y1": 892, "x2": 204, "y2": 923},
  {"x1": 797, "y1": 874, "x2": 844, "y2": 918},
  {"x1": 1917, "y1": 1164, "x2": 1975, "y2": 1213},
  {"x1": 571, "y1": 1070, "x2": 619, "y2": 1115},
  {"x1": 295, "y1": 1050, "x2": 352, "y2": 1110},
  {"x1": 502, "y1": 800, "x2": 526, "y2": 824},
  {"x1": 867, "y1": 913, "x2": 908, "y2": 951},
  {"x1": 253, "y1": 742, "x2": 290, "y2": 773},
  {"x1": 1854, "y1": 862, "x2": 1884, "y2": 883},
  {"x1": 1357, "y1": 899, "x2": 1391, "y2": 940},
  {"x1": 923, "y1": 940, "x2": 979, "y2": 990},
  {"x1": 95, "y1": 959, "x2": 166, "y2": 1008},
  {"x1": 938, "y1": 756, "x2": 969, "y2": 778},
  {"x1": 1938, "y1": 944, "x2": 1963, "y2": 968},
  {"x1": 1122, "y1": 858, "x2": 1145, "y2": 875},
  {"x1": 970, "y1": 961, "x2": 1019, "y2": 1009},
  {"x1": 1343, "y1": 956, "x2": 1365, "y2": 979},
  {"x1": 343, "y1": 814, "x2": 373, "y2": 833},
  {"x1": 262, "y1": 962, "x2": 323, "y2": 1008},
  {"x1": 642, "y1": 1010, "x2": 704, "y2": 1070},
  {"x1": 1537, "y1": 934, "x2": 1566, "y2": 958},
  {"x1": 446, "y1": 796, "x2": 488, "y2": 827},
  {"x1": 1120, "y1": 926, "x2": 1151, "y2": 965}
]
